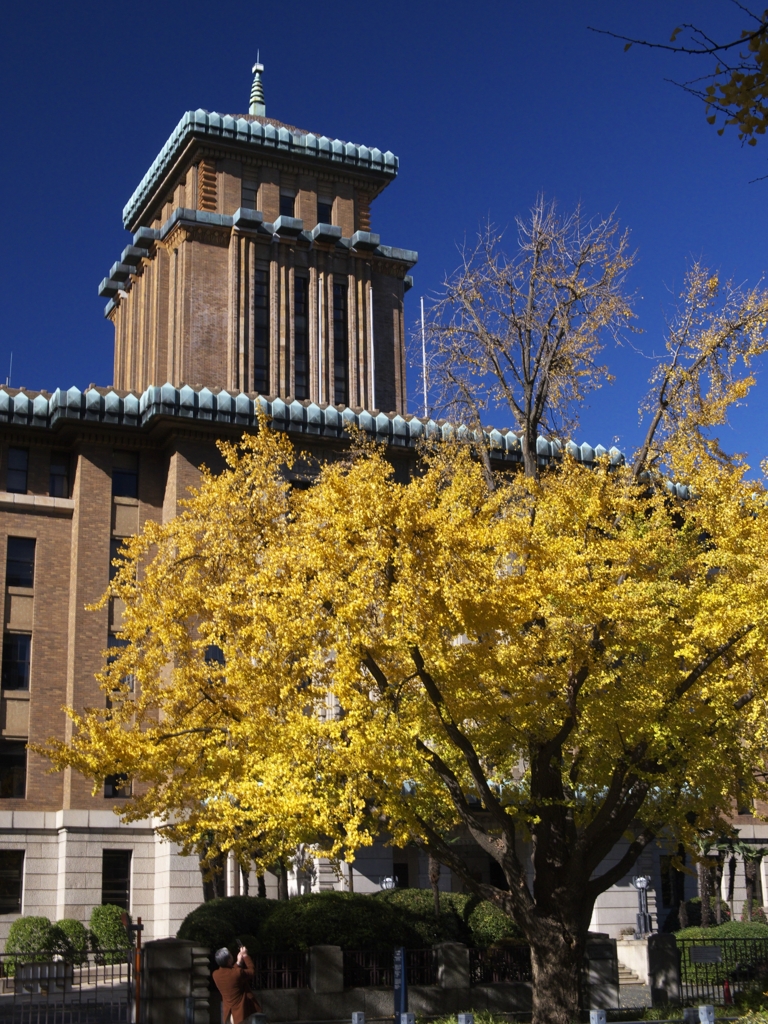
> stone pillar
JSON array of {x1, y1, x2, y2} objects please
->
[
  {"x1": 143, "y1": 938, "x2": 211, "y2": 1024},
  {"x1": 582, "y1": 934, "x2": 619, "y2": 1010},
  {"x1": 648, "y1": 933, "x2": 681, "y2": 1006},
  {"x1": 436, "y1": 943, "x2": 470, "y2": 990},
  {"x1": 309, "y1": 945, "x2": 343, "y2": 993}
]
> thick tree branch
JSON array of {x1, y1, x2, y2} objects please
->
[
  {"x1": 410, "y1": 646, "x2": 511, "y2": 832},
  {"x1": 584, "y1": 826, "x2": 657, "y2": 903}
]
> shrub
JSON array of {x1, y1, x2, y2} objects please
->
[
  {"x1": 177, "y1": 896, "x2": 279, "y2": 954},
  {"x1": 741, "y1": 900, "x2": 768, "y2": 923},
  {"x1": 89, "y1": 905, "x2": 132, "y2": 962},
  {"x1": 676, "y1": 921, "x2": 768, "y2": 939},
  {"x1": 375, "y1": 889, "x2": 473, "y2": 946},
  {"x1": 56, "y1": 919, "x2": 89, "y2": 964},
  {"x1": 735, "y1": 1012, "x2": 768, "y2": 1024},
  {"x1": 664, "y1": 896, "x2": 732, "y2": 931},
  {"x1": 734, "y1": 992, "x2": 768, "y2": 1014},
  {"x1": 466, "y1": 898, "x2": 523, "y2": 946},
  {"x1": 177, "y1": 890, "x2": 525, "y2": 952},
  {"x1": 260, "y1": 891, "x2": 406, "y2": 952},
  {"x1": 5, "y1": 916, "x2": 64, "y2": 962}
]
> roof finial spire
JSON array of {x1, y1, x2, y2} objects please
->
[{"x1": 249, "y1": 58, "x2": 265, "y2": 117}]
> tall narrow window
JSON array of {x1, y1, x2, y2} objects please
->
[
  {"x1": 112, "y1": 452, "x2": 138, "y2": 498},
  {"x1": 279, "y1": 192, "x2": 295, "y2": 218},
  {"x1": 101, "y1": 850, "x2": 132, "y2": 909},
  {"x1": 107, "y1": 635, "x2": 134, "y2": 695},
  {"x1": 0, "y1": 851, "x2": 24, "y2": 913},
  {"x1": 109, "y1": 538, "x2": 127, "y2": 582},
  {"x1": 6, "y1": 538, "x2": 35, "y2": 588},
  {"x1": 317, "y1": 200, "x2": 333, "y2": 225},
  {"x1": 294, "y1": 276, "x2": 309, "y2": 400},
  {"x1": 333, "y1": 282, "x2": 348, "y2": 406},
  {"x1": 6, "y1": 449, "x2": 28, "y2": 494},
  {"x1": 0, "y1": 742, "x2": 26, "y2": 799},
  {"x1": 49, "y1": 453, "x2": 69, "y2": 498},
  {"x1": 2, "y1": 634, "x2": 31, "y2": 691},
  {"x1": 253, "y1": 269, "x2": 270, "y2": 394},
  {"x1": 241, "y1": 170, "x2": 258, "y2": 211}
]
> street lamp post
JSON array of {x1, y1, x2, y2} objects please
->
[{"x1": 632, "y1": 875, "x2": 653, "y2": 937}]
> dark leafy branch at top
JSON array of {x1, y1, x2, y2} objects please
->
[{"x1": 589, "y1": 6, "x2": 768, "y2": 149}]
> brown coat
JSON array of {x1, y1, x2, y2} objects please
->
[{"x1": 212, "y1": 954, "x2": 260, "y2": 1024}]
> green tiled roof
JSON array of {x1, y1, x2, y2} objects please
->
[
  {"x1": 0, "y1": 385, "x2": 682, "y2": 493},
  {"x1": 123, "y1": 110, "x2": 399, "y2": 230}
]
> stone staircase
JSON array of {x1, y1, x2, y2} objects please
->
[{"x1": 618, "y1": 961, "x2": 644, "y2": 986}]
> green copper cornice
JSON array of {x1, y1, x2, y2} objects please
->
[{"x1": 123, "y1": 109, "x2": 399, "y2": 231}]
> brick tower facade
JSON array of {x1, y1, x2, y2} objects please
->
[{"x1": 100, "y1": 66, "x2": 416, "y2": 411}]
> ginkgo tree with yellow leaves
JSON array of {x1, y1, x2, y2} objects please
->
[{"x1": 44, "y1": 262, "x2": 768, "y2": 1024}]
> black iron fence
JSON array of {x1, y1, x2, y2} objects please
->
[
  {"x1": 343, "y1": 949, "x2": 437, "y2": 988},
  {"x1": 676, "y1": 935, "x2": 768, "y2": 1004},
  {"x1": 469, "y1": 945, "x2": 532, "y2": 986},
  {"x1": 251, "y1": 952, "x2": 309, "y2": 990},
  {"x1": 0, "y1": 950, "x2": 133, "y2": 1024}
]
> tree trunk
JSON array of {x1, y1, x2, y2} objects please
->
[
  {"x1": 428, "y1": 854, "x2": 441, "y2": 920},
  {"x1": 276, "y1": 858, "x2": 289, "y2": 901},
  {"x1": 678, "y1": 898, "x2": 688, "y2": 929},
  {"x1": 257, "y1": 874, "x2": 267, "y2": 898},
  {"x1": 714, "y1": 854, "x2": 724, "y2": 925},
  {"x1": 745, "y1": 860, "x2": 756, "y2": 922},
  {"x1": 200, "y1": 852, "x2": 226, "y2": 901},
  {"x1": 530, "y1": 933, "x2": 583, "y2": 1024},
  {"x1": 728, "y1": 854, "x2": 737, "y2": 921},
  {"x1": 699, "y1": 859, "x2": 712, "y2": 928}
]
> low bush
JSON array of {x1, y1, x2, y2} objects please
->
[
  {"x1": 664, "y1": 896, "x2": 732, "y2": 931},
  {"x1": 465, "y1": 898, "x2": 523, "y2": 946},
  {"x1": 4, "y1": 916, "x2": 66, "y2": 963},
  {"x1": 260, "y1": 891, "x2": 406, "y2": 952},
  {"x1": 177, "y1": 896, "x2": 279, "y2": 954},
  {"x1": 89, "y1": 905, "x2": 132, "y2": 963},
  {"x1": 676, "y1": 921, "x2": 768, "y2": 939},
  {"x1": 177, "y1": 889, "x2": 524, "y2": 952},
  {"x1": 734, "y1": 1012, "x2": 768, "y2": 1024},
  {"x1": 56, "y1": 919, "x2": 90, "y2": 964},
  {"x1": 741, "y1": 900, "x2": 768, "y2": 923},
  {"x1": 375, "y1": 890, "x2": 473, "y2": 946}
]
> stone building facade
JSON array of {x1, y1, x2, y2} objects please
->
[{"x1": 0, "y1": 66, "x2": 764, "y2": 948}]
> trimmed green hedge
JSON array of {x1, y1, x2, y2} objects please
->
[
  {"x1": 177, "y1": 896, "x2": 280, "y2": 955},
  {"x1": 177, "y1": 890, "x2": 523, "y2": 953},
  {"x1": 56, "y1": 920, "x2": 89, "y2": 965},
  {"x1": 4, "y1": 916, "x2": 94, "y2": 970},
  {"x1": 676, "y1": 922, "x2": 768, "y2": 939},
  {"x1": 5, "y1": 917, "x2": 65, "y2": 963},
  {"x1": 89, "y1": 905, "x2": 132, "y2": 963}
]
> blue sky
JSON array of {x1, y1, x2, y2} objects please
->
[{"x1": 2, "y1": 1, "x2": 766, "y2": 465}]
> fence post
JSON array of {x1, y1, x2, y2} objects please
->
[
  {"x1": 436, "y1": 943, "x2": 470, "y2": 990},
  {"x1": 309, "y1": 946, "x2": 343, "y2": 993},
  {"x1": 142, "y1": 939, "x2": 211, "y2": 1024},
  {"x1": 648, "y1": 933, "x2": 681, "y2": 1007},
  {"x1": 582, "y1": 934, "x2": 619, "y2": 1010}
]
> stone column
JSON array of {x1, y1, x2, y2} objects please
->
[
  {"x1": 143, "y1": 938, "x2": 210, "y2": 1024},
  {"x1": 648, "y1": 933, "x2": 681, "y2": 1006},
  {"x1": 436, "y1": 943, "x2": 470, "y2": 990},
  {"x1": 309, "y1": 945, "x2": 344, "y2": 993},
  {"x1": 582, "y1": 934, "x2": 619, "y2": 1009}
]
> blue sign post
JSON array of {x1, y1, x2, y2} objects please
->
[{"x1": 394, "y1": 946, "x2": 408, "y2": 1016}]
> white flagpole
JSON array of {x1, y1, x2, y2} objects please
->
[
  {"x1": 318, "y1": 275, "x2": 323, "y2": 404},
  {"x1": 420, "y1": 297, "x2": 428, "y2": 418},
  {"x1": 369, "y1": 283, "x2": 376, "y2": 410}
]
